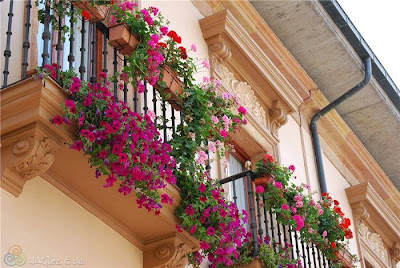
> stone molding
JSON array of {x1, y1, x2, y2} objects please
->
[{"x1": 346, "y1": 183, "x2": 400, "y2": 266}]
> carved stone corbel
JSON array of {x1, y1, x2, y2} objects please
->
[
  {"x1": 352, "y1": 201, "x2": 370, "y2": 222},
  {"x1": 269, "y1": 100, "x2": 288, "y2": 138},
  {"x1": 1, "y1": 127, "x2": 60, "y2": 197},
  {"x1": 390, "y1": 242, "x2": 400, "y2": 262},
  {"x1": 143, "y1": 232, "x2": 199, "y2": 268},
  {"x1": 208, "y1": 38, "x2": 232, "y2": 62}
]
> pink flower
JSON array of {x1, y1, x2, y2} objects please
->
[
  {"x1": 221, "y1": 92, "x2": 231, "y2": 100},
  {"x1": 238, "y1": 106, "x2": 247, "y2": 115},
  {"x1": 202, "y1": 59, "x2": 210, "y2": 69},
  {"x1": 255, "y1": 185, "x2": 264, "y2": 194},
  {"x1": 219, "y1": 209, "x2": 227, "y2": 218},
  {"x1": 196, "y1": 150, "x2": 208, "y2": 165},
  {"x1": 220, "y1": 130, "x2": 228, "y2": 138},
  {"x1": 275, "y1": 182, "x2": 283, "y2": 189},
  {"x1": 198, "y1": 183, "x2": 206, "y2": 193},
  {"x1": 322, "y1": 231, "x2": 328, "y2": 237},
  {"x1": 296, "y1": 201, "x2": 303, "y2": 208},
  {"x1": 200, "y1": 241, "x2": 210, "y2": 250},
  {"x1": 281, "y1": 204, "x2": 289, "y2": 210},
  {"x1": 208, "y1": 141, "x2": 216, "y2": 153},
  {"x1": 146, "y1": 110, "x2": 156, "y2": 121},
  {"x1": 291, "y1": 207, "x2": 297, "y2": 214},
  {"x1": 161, "y1": 194, "x2": 170, "y2": 204},
  {"x1": 190, "y1": 225, "x2": 197, "y2": 234},
  {"x1": 51, "y1": 115, "x2": 64, "y2": 125},
  {"x1": 203, "y1": 76, "x2": 210, "y2": 83},
  {"x1": 191, "y1": 43, "x2": 197, "y2": 52},
  {"x1": 289, "y1": 165, "x2": 295, "y2": 171},
  {"x1": 211, "y1": 116, "x2": 219, "y2": 124},
  {"x1": 207, "y1": 226, "x2": 216, "y2": 236},
  {"x1": 308, "y1": 228, "x2": 314, "y2": 234},
  {"x1": 175, "y1": 224, "x2": 183, "y2": 233},
  {"x1": 160, "y1": 26, "x2": 168, "y2": 35},
  {"x1": 318, "y1": 209, "x2": 324, "y2": 215}
]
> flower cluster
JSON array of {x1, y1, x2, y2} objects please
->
[
  {"x1": 254, "y1": 154, "x2": 356, "y2": 265},
  {"x1": 109, "y1": 4, "x2": 196, "y2": 91},
  {"x1": 176, "y1": 173, "x2": 248, "y2": 267},
  {"x1": 50, "y1": 70, "x2": 176, "y2": 214}
]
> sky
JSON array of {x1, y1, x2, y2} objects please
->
[{"x1": 338, "y1": 0, "x2": 400, "y2": 87}]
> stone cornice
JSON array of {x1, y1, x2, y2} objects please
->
[
  {"x1": 200, "y1": 10, "x2": 303, "y2": 115},
  {"x1": 346, "y1": 182, "x2": 400, "y2": 264}
]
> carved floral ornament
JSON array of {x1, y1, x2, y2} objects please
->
[{"x1": 358, "y1": 222, "x2": 390, "y2": 265}]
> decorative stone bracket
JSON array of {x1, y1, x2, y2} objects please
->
[
  {"x1": 346, "y1": 183, "x2": 400, "y2": 267},
  {"x1": 1, "y1": 126, "x2": 60, "y2": 197},
  {"x1": 143, "y1": 233, "x2": 199, "y2": 268},
  {"x1": 1, "y1": 78, "x2": 69, "y2": 197}
]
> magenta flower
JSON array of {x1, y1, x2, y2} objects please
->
[
  {"x1": 289, "y1": 164, "x2": 296, "y2": 171},
  {"x1": 207, "y1": 226, "x2": 216, "y2": 236},
  {"x1": 255, "y1": 185, "x2": 264, "y2": 194},
  {"x1": 198, "y1": 183, "x2": 206, "y2": 193},
  {"x1": 238, "y1": 106, "x2": 247, "y2": 115},
  {"x1": 275, "y1": 181, "x2": 283, "y2": 189},
  {"x1": 281, "y1": 204, "x2": 290, "y2": 210},
  {"x1": 175, "y1": 224, "x2": 183, "y2": 233},
  {"x1": 190, "y1": 225, "x2": 197, "y2": 234},
  {"x1": 200, "y1": 241, "x2": 210, "y2": 250},
  {"x1": 191, "y1": 43, "x2": 197, "y2": 52}
]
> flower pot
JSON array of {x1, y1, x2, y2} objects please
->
[
  {"x1": 72, "y1": 0, "x2": 108, "y2": 22},
  {"x1": 109, "y1": 24, "x2": 140, "y2": 56},
  {"x1": 155, "y1": 66, "x2": 184, "y2": 111},
  {"x1": 254, "y1": 174, "x2": 273, "y2": 188},
  {"x1": 332, "y1": 251, "x2": 352, "y2": 268}
]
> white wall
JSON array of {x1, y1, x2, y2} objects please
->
[{"x1": 1, "y1": 177, "x2": 143, "y2": 268}]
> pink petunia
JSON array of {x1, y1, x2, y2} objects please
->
[{"x1": 255, "y1": 185, "x2": 264, "y2": 194}]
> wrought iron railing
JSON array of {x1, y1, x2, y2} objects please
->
[
  {"x1": 220, "y1": 165, "x2": 333, "y2": 268},
  {"x1": 1, "y1": 0, "x2": 185, "y2": 144}
]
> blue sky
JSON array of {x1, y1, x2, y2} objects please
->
[{"x1": 338, "y1": 0, "x2": 400, "y2": 86}]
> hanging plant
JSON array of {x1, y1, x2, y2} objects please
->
[
  {"x1": 71, "y1": 0, "x2": 112, "y2": 22},
  {"x1": 39, "y1": 66, "x2": 176, "y2": 215}
]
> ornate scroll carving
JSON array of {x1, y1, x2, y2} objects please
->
[
  {"x1": 144, "y1": 233, "x2": 198, "y2": 268},
  {"x1": 352, "y1": 201, "x2": 369, "y2": 221},
  {"x1": 269, "y1": 100, "x2": 288, "y2": 138},
  {"x1": 358, "y1": 222, "x2": 390, "y2": 265},
  {"x1": 209, "y1": 40, "x2": 232, "y2": 61},
  {"x1": 211, "y1": 57, "x2": 268, "y2": 126},
  {"x1": 1, "y1": 136, "x2": 58, "y2": 197},
  {"x1": 390, "y1": 242, "x2": 400, "y2": 262}
]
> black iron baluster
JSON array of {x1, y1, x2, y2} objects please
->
[
  {"x1": 152, "y1": 87, "x2": 157, "y2": 127},
  {"x1": 300, "y1": 240, "x2": 307, "y2": 268},
  {"x1": 180, "y1": 111, "x2": 184, "y2": 126},
  {"x1": 262, "y1": 196, "x2": 270, "y2": 238},
  {"x1": 133, "y1": 90, "x2": 138, "y2": 112},
  {"x1": 276, "y1": 213, "x2": 283, "y2": 245},
  {"x1": 269, "y1": 211, "x2": 276, "y2": 248},
  {"x1": 171, "y1": 107, "x2": 175, "y2": 136},
  {"x1": 123, "y1": 58, "x2": 127, "y2": 102},
  {"x1": 311, "y1": 244, "x2": 318, "y2": 268},
  {"x1": 288, "y1": 225, "x2": 295, "y2": 259},
  {"x1": 2, "y1": 0, "x2": 14, "y2": 88},
  {"x1": 232, "y1": 180, "x2": 238, "y2": 205},
  {"x1": 56, "y1": 15, "x2": 63, "y2": 79},
  {"x1": 79, "y1": 18, "x2": 86, "y2": 80},
  {"x1": 256, "y1": 194, "x2": 264, "y2": 239},
  {"x1": 113, "y1": 48, "x2": 118, "y2": 99},
  {"x1": 322, "y1": 251, "x2": 327, "y2": 268},
  {"x1": 248, "y1": 171, "x2": 258, "y2": 257},
  {"x1": 306, "y1": 243, "x2": 312, "y2": 267},
  {"x1": 68, "y1": 5, "x2": 75, "y2": 70},
  {"x1": 22, "y1": 0, "x2": 32, "y2": 79},
  {"x1": 282, "y1": 224, "x2": 288, "y2": 244},
  {"x1": 162, "y1": 99, "x2": 167, "y2": 141},
  {"x1": 41, "y1": 0, "x2": 51, "y2": 66},
  {"x1": 327, "y1": 259, "x2": 332, "y2": 267},
  {"x1": 293, "y1": 230, "x2": 301, "y2": 261},
  {"x1": 143, "y1": 81, "x2": 148, "y2": 113},
  {"x1": 102, "y1": 30, "x2": 108, "y2": 74},
  {"x1": 317, "y1": 248, "x2": 323, "y2": 268},
  {"x1": 90, "y1": 23, "x2": 97, "y2": 83}
]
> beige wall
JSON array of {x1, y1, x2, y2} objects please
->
[{"x1": 1, "y1": 177, "x2": 143, "y2": 268}]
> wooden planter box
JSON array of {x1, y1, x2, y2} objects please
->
[
  {"x1": 72, "y1": 0, "x2": 108, "y2": 22},
  {"x1": 254, "y1": 174, "x2": 273, "y2": 187},
  {"x1": 154, "y1": 66, "x2": 184, "y2": 111},
  {"x1": 109, "y1": 23, "x2": 140, "y2": 56}
]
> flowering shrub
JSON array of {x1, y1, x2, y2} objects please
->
[
  {"x1": 46, "y1": 69, "x2": 176, "y2": 214},
  {"x1": 255, "y1": 154, "x2": 356, "y2": 266},
  {"x1": 109, "y1": 3, "x2": 197, "y2": 91},
  {"x1": 176, "y1": 172, "x2": 248, "y2": 267}
]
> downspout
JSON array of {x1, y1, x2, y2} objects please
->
[{"x1": 310, "y1": 57, "x2": 372, "y2": 194}]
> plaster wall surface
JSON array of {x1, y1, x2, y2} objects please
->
[{"x1": 1, "y1": 177, "x2": 143, "y2": 268}]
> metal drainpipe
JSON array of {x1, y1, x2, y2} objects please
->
[{"x1": 310, "y1": 57, "x2": 372, "y2": 194}]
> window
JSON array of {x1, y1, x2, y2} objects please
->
[{"x1": 226, "y1": 153, "x2": 247, "y2": 214}]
